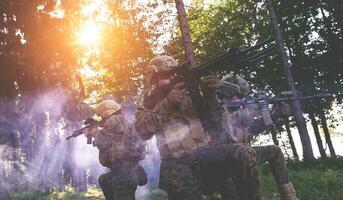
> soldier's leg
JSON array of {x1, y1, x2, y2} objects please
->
[
  {"x1": 218, "y1": 177, "x2": 239, "y2": 200},
  {"x1": 112, "y1": 163, "x2": 147, "y2": 200},
  {"x1": 253, "y1": 145, "x2": 288, "y2": 185},
  {"x1": 253, "y1": 145, "x2": 297, "y2": 200},
  {"x1": 159, "y1": 158, "x2": 202, "y2": 200},
  {"x1": 231, "y1": 144, "x2": 260, "y2": 200},
  {"x1": 205, "y1": 144, "x2": 261, "y2": 200},
  {"x1": 112, "y1": 174, "x2": 136, "y2": 200},
  {"x1": 98, "y1": 172, "x2": 114, "y2": 200}
]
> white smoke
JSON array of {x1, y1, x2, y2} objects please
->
[
  {"x1": 122, "y1": 106, "x2": 163, "y2": 199},
  {"x1": 0, "y1": 91, "x2": 167, "y2": 198},
  {"x1": 0, "y1": 89, "x2": 106, "y2": 194}
]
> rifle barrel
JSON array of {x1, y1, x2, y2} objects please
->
[
  {"x1": 223, "y1": 93, "x2": 334, "y2": 109},
  {"x1": 269, "y1": 93, "x2": 334, "y2": 103}
]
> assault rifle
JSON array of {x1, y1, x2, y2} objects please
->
[
  {"x1": 144, "y1": 38, "x2": 276, "y2": 129},
  {"x1": 66, "y1": 118, "x2": 100, "y2": 144},
  {"x1": 223, "y1": 90, "x2": 334, "y2": 126}
]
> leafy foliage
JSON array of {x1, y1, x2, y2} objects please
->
[
  {"x1": 165, "y1": 0, "x2": 341, "y2": 101},
  {"x1": 9, "y1": 186, "x2": 104, "y2": 200}
]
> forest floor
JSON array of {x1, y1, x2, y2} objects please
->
[{"x1": 8, "y1": 157, "x2": 343, "y2": 200}]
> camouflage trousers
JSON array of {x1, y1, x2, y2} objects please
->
[
  {"x1": 98, "y1": 160, "x2": 147, "y2": 200},
  {"x1": 254, "y1": 145, "x2": 288, "y2": 184},
  {"x1": 159, "y1": 143, "x2": 261, "y2": 200},
  {"x1": 218, "y1": 145, "x2": 288, "y2": 200}
]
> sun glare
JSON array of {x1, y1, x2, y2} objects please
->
[
  {"x1": 76, "y1": 0, "x2": 110, "y2": 47},
  {"x1": 76, "y1": 0, "x2": 112, "y2": 102},
  {"x1": 80, "y1": 65, "x2": 98, "y2": 78},
  {"x1": 77, "y1": 21, "x2": 101, "y2": 46}
]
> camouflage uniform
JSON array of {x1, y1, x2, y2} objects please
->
[
  {"x1": 216, "y1": 74, "x2": 297, "y2": 200},
  {"x1": 217, "y1": 107, "x2": 289, "y2": 199},
  {"x1": 135, "y1": 99, "x2": 261, "y2": 200},
  {"x1": 135, "y1": 56, "x2": 261, "y2": 200},
  {"x1": 93, "y1": 101, "x2": 147, "y2": 200}
]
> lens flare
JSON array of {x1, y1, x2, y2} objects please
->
[
  {"x1": 80, "y1": 65, "x2": 98, "y2": 78},
  {"x1": 77, "y1": 21, "x2": 101, "y2": 46}
]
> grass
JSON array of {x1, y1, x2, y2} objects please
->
[
  {"x1": 9, "y1": 186, "x2": 104, "y2": 200},
  {"x1": 260, "y1": 157, "x2": 343, "y2": 200},
  {"x1": 8, "y1": 157, "x2": 343, "y2": 200}
]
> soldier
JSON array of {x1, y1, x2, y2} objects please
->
[
  {"x1": 216, "y1": 74, "x2": 298, "y2": 200},
  {"x1": 135, "y1": 55, "x2": 261, "y2": 200},
  {"x1": 86, "y1": 99, "x2": 147, "y2": 200}
]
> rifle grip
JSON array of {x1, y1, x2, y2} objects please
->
[
  {"x1": 262, "y1": 110, "x2": 273, "y2": 127},
  {"x1": 87, "y1": 135, "x2": 92, "y2": 144}
]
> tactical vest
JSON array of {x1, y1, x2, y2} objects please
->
[
  {"x1": 222, "y1": 109, "x2": 252, "y2": 144},
  {"x1": 97, "y1": 114, "x2": 145, "y2": 167},
  {"x1": 157, "y1": 97, "x2": 212, "y2": 158}
]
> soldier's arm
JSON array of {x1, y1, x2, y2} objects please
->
[
  {"x1": 93, "y1": 116, "x2": 121, "y2": 149},
  {"x1": 248, "y1": 118, "x2": 270, "y2": 135},
  {"x1": 247, "y1": 102, "x2": 291, "y2": 135},
  {"x1": 135, "y1": 100, "x2": 169, "y2": 140},
  {"x1": 241, "y1": 105, "x2": 270, "y2": 136},
  {"x1": 102, "y1": 115, "x2": 126, "y2": 134},
  {"x1": 201, "y1": 74, "x2": 223, "y2": 129}
]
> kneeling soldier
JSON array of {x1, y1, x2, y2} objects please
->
[
  {"x1": 216, "y1": 74, "x2": 298, "y2": 200},
  {"x1": 135, "y1": 56, "x2": 261, "y2": 200},
  {"x1": 88, "y1": 99, "x2": 147, "y2": 200}
]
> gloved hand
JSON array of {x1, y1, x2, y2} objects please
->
[
  {"x1": 200, "y1": 73, "x2": 219, "y2": 109},
  {"x1": 84, "y1": 127, "x2": 98, "y2": 139},
  {"x1": 272, "y1": 102, "x2": 292, "y2": 118},
  {"x1": 201, "y1": 72, "x2": 219, "y2": 89},
  {"x1": 166, "y1": 82, "x2": 186, "y2": 107}
]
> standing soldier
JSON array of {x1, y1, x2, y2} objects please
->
[
  {"x1": 216, "y1": 74, "x2": 298, "y2": 200},
  {"x1": 135, "y1": 55, "x2": 261, "y2": 200},
  {"x1": 86, "y1": 99, "x2": 147, "y2": 200}
]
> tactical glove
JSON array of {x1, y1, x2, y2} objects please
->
[
  {"x1": 201, "y1": 73, "x2": 220, "y2": 89},
  {"x1": 272, "y1": 102, "x2": 292, "y2": 119},
  {"x1": 152, "y1": 82, "x2": 186, "y2": 114},
  {"x1": 166, "y1": 82, "x2": 186, "y2": 107}
]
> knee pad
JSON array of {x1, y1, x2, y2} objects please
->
[
  {"x1": 133, "y1": 165, "x2": 147, "y2": 186},
  {"x1": 98, "y1": 172, "x2": 111, "y2": 186}
]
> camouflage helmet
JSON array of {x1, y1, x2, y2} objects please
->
[
  {"x1": 146, "y1": 55, "x2": 178, "y2": 84},
  {"x1": 216, "y1": 74, "x2": 249, "y2": 98},
  {"x1": 95, "y1": 99, "x2": 121, "y2": 118}
]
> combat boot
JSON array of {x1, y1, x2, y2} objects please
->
[{"x1": 278, "y1": 182, "x2": 298, "y2": 200}]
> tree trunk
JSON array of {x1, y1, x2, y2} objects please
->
[
  {"x1": 284, "y1": 122, "x2": 299, "y2": 161},
  {"x1": 280, "y1": 136, "x2": 291, "y2": 160},
  {"x1": 319, "y1": 110, "x2": 336, "y2": 157},
  {"x1": 265, "y1": 0, "x2": 314, "y2": 160},
  {"x1": 77, "y1": 73, "x2": 85, "y2": 99},
  {"x1": 270, "y1": 129, "x2": 279, "y2": 146},
  {"x1": 318, "y1": 0, "x2": 342, "y2": 95},
  {"x1": 309, "y1": 113, "x2": 326, "y2": 157},
  {"x1": 79, "y1": 169, "x2": 88, "y2": 192},
  {"x1": 175, "y1": 0, "x2": 196, "y2": 66}
]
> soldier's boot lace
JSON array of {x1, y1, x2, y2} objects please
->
[{"x1": 278, "y1": 182, "x2": 299, "y2": 200}]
